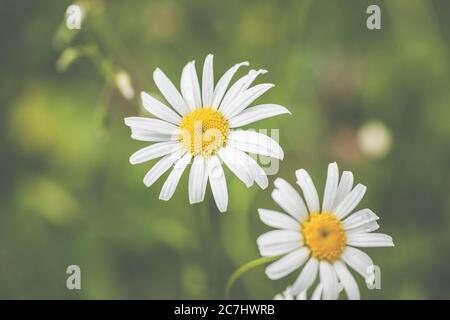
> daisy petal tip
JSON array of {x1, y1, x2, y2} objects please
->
[
  {"x1": 189, "y1": 199, "x2": 200, "y2": 205},
  {"x1": 159, "y1": 195, "x2": 170, "y2": 202},
  {"x1": 257, "y1": 208, "x2": 268, "y2": 221},
  {"x1": 283, "y1": 107, "x2": 292, "y2": 115},
  {"x1": 274, "y1": 150, "x2": 284, "y2": 161},
  {"x1": 387, "y1": 237, "x2": 395, "y2": 246},
  {"x1": 140, "y1": 91, "x2": 150, "y2": 102},
  {"x1": 256, "y1": 246, "x2": 268, "y2": 257},
  {"x1": 265, "y1": 267, "x2": 285, "y2": 280},
  {"x1": 357, "y1": 183, "x2": 367, "y2": 190},
  {"x1": 260, "y1": 251, "x2": 273, "y2": 258},
  {"x1": 129, "y1": 158, "x2": 137, "y2": 165},
  {"x1": 358, "y1": 184, "x2": 368, "y2": 195},
  {"x1": 243, "y1": 180, "x2": 254, "y2": 188},
  {"x1": 124, "y1": 117, "x2": 133, "y2": 126},
  {"x1": 256, "y1": 233, "x2": 263, "y2": 244},
  {"x1": 264, "y1": 269, "x2": 276, "y2": 280},
  {"x1": 273, "y1": 177, "x2": 283, "y2": 187},
  {"x1": 295, "y1": 168, "x2": 306, "y2": 177},
  {"x1": 271, "y1": 189, "x2": 278, "y2": 198}
]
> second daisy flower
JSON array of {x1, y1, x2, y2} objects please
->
[{"x1": 257, "y1": 162, "x2": 394, "y2": 299}]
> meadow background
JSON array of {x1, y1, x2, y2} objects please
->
[{"x1": 1, "y1": 0, "x2": 449, "y2": 299}]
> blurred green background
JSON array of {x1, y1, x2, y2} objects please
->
[{"x1": 1, "y1": 0, "x2": 449, "y2": 299}]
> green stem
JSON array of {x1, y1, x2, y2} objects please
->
[{"x1": 225, "y1": 256, "x2": 279, "y2": 299}]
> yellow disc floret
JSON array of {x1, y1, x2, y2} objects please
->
[
  {"x1": 301, "y1": 213, "x2": 346, "y2": 262},
  {"x1": 179, "y1": 107, "x2": 229, "y2": 157}
]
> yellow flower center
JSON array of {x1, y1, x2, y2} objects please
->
[
  {"x1": 301, "y1": 213, "x2": 346, "y2": 262},
  {"x1": 179, "y1": 107, "x2": 229, "y2": 157}
]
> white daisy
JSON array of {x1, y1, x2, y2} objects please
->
[
  {"x1": 257, "y1": 162, "x2": 394, "y2": 300},
  {"x1": 124, "y1": 54, "x2": 290, "y2": 212}
]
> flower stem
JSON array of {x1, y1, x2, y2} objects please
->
[{"x1": 225, "y1": 256, "x2": 278, "y2": 299}]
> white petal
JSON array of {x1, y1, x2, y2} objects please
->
[
  {"x1": 332, "y1": 171, "x2": 353, "y2": 211},
  {"x1": 202, "y1": 54, "x2": 214, "y2": 107},
  {"x1": 228, "y1": 130, "x2": 284, "y2": 160},
  {"x1": 343, "y1": 209, "x2": 379, "y2": 230},
  {"x1": 311, "y1": 283, "x2": 323, "y2": 300},
  {"x1": 207, "y1": 156, "x2": 228, "y2": 213},
  {"x1": 180, "y1": 61, "x2": 202, "y2": 110},
  {"x1": 218, "y1": 147, "x2": 253, "y2": 188},
  {"x1": 223, "y1": 83, "x2": 275, "y2": 119},
  {"x1": 211, "y1": 61, "x2": 249, "y2": 108},
  {"x1": 188, "y1": 155, "x2": 208, "y2": 204},
  {"x1": 265, "y1": 247, "x2": 309, "y2": 280},
  {"x1": 124, "y1": 117, "x2": 180, "y2": 135},
  {"x1": 319, "y1": 260, "x2": 340, "y2": 300},
  {"x1": 130, "y1": 128, "x2": 176, "y2": 142},
  {"x1": 143, "y1": 150, "x2": 184, "y2": 187},
  {"x1": 257, "y1": 230, "x2": 302, "y2": 257},
  {"x1": 341, "y1": 246, "x2": 374, "y2": 281},
  {"x1": 219, "y1": 69, "x2": 267, "y2": 112},
  {"x1": 159, "y1": 153, "x2": 192, "y2": 201},
  {"x1": 258, "y1": 208, "x2": 300, "y2": 230},
  {"x1": 295, "y1": 169, "x2": 320, "y2": 214},
  {"x1": 274, "y1": 293, "x2": 284, "y2": 300},
  {"x1": 322, "y1": 162, "x2": 339, "y2": 213},
  {"x1": 291, "y1": 257, "x2": 319, "y2": 295},
  {"x1": 153, "y1": 68, "x2": 190, "y2": 115},
  {"x1": 297, "y1": 291, "x2": 307, "y2": 300},
  {"x1": 234, "y1": 150, "x2": 268, "y2": 189},
  {"x1": 140, "y1": 91, "x2": 182, "y2": 124},
  {"x1": 273, "y1": 178, "x2": 308, "y2": 222},
  {"x1": 346, "y1": 221, "x2": 380, "y2": 235},
  {"x1": 334, "y1": 184, "x2": 367, "y2": 219},
  {"x1": 242, "y1": 69, "x2": 268, "y2": 89},
  {"x1": 229, "y1": 104, "x2": 291, "y2": 128},
  {"x1": 274, "y1": 288, "x2": 295, "y2": 300},
  {"x1": 129, "y1": 141, "x2": 181, "y2": 165},
  {"x1": 347, "y1": 233, "x2": 394, "y2": 247},
  {"x1": 276, "y1": 287, "x2": 295, "y2": 300},
  {"x1": 343, "y1": 209, "x2": 380, "y2": 234},
  {"x1": 334, "y1": 260, "x2": 360, "y2": 300}
]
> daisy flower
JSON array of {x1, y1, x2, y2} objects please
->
[
  {"x1": 124, "y1": 54, "x2": 289, "y2": 212},
  {"x1": 257, "y1": 162, "x2": 394, "y2": 299}
]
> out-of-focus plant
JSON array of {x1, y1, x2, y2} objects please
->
[{"x1": 53, "y1": 1, "x2": 137, "y2": 129}]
